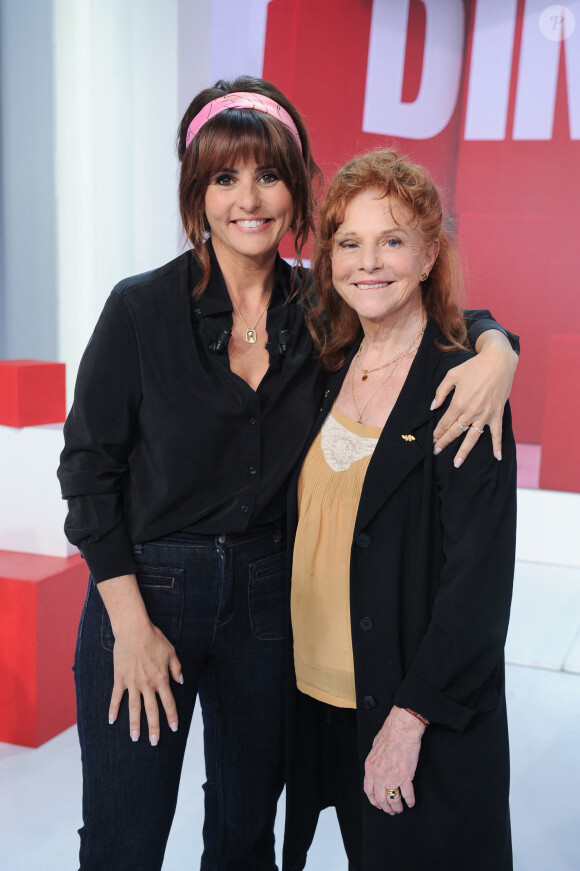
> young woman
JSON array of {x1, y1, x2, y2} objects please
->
[{"x1": 58, "y1": 78, "x2": 518, "y2": 870}]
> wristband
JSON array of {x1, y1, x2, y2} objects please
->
[{"x1": 404, "y1": 707, "x2": 429, "y2": 727}]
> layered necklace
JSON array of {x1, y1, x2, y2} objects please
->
[
  {"x1": 351, "y1": 322, "x2": 426, "y2": 424},
  {"x1": 231, "y1": 291, "x2": 272, "y2": 344}
]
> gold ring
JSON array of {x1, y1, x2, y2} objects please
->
[{"x1": 385, "y1": 787, "x2": 402, "y2": 801}]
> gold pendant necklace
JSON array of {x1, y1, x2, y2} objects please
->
[
  {"x1": 351, "y1": 357, "x2": 402, "y2": 424},
  {"x1": 355, "y1": 322, "x2": 427, "y2": 380},
  {"x1": 231, "y1": 291, "x2": 272, "y2": 344},
  {"x1": 351, "y1": 322, "x2": 426, "y2": 424}
]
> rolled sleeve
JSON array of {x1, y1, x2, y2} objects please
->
[
  {"x1": 57, "y1": 289, "x2": 142, "y2": 581},
  {"x1": 463, "y1": 308, "x2": 520, "y2": 355}
]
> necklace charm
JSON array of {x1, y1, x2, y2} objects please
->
[
  {"x1": 351, "y1": 322, "x2": 427, "y2": 424},
  {"x1": 231, "y1": 290, "x2": 272, "y2": 347}
]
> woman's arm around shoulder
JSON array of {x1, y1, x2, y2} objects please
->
[{"x1": 431, "y1": 309, "x2": 519, "y2": 466}]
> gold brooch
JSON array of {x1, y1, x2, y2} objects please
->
[{"x1": 401, "y1": 434, "x2": 415, "y2": 442}]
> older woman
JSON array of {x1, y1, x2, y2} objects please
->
[{"x1": 285, "y1": 150, "x2": 516, "y2": 871}]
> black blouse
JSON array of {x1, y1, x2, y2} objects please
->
[{"x1": 58, "y1": 246, "x2": 517, "y2": 583}]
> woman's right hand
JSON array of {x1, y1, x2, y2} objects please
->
[
  {"x1": 97, "y1": 574, "x2": 184, "y2": 745},
  {"x1": 364, "y1": 706, "x2": 425, "y2": 814}
]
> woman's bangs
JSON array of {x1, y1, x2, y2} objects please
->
[{"x1": 198, "y1": 112, "x2": 289, "y2": 178}]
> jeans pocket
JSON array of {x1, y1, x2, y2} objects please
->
[
  {"x1": 101, "y1": 564, "x2": 185, "y2": 652},
  {"x1": 248, "y1": 550, "x2": 286, "y2": 641}
]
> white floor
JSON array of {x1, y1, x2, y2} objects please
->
[{"x1": 1, "y1": 558, "x2": 579, "y2": 870}]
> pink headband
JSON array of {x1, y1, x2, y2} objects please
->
[{"x1": 185, "y1": 91, "x2": 302, "y2": 151}]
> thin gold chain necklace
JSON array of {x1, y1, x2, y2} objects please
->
[
  {"x1": 355, "y1": 322, "x2": 426, "y2": 381},
  {"x1": 351, "y1": 322, "x2": 426, "y2": 424},
  {"x1": 231, "y1": 291, "x2": 272, "y2": 344},
  {"x1": 351, "y1": 357, "x2": 403, "y2": 424}
]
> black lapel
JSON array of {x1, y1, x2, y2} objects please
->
[
  {"x1": 289, "y1": 322, "x2": 445, "y2": 538},
  {"x1": 317, "y1": 340, "x2": 360, "y2": 425},
  {"x1": 353, "y1": 321, "x2": 443, "y2": 534},
  {"x1": 296, "y1": 338, "x2": 362, "y2": 464}
]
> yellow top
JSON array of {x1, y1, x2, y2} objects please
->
[{"x1": 291, "y1": 406, "x2": 381, "y2": 708}]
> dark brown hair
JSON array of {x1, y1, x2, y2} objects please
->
[
  {"x1": 177, "y1": 75, "x2": 322, "y2": 297},
  {"x1": 307, "y1": 149, "x2": 468, "y2": 371}
]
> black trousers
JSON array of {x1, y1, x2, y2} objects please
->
[
  {"x1": 75, "y1": 526, "x2": 286, "y2": 871},
  {"x1": 283, "y1": 691, "x2": 362, "y2": 871}
]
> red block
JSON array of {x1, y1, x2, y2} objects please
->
[
  {"x1": 0, "y1": 550, "x2": 88, "y2": 747},
  {"x1": 0, "y1": 359, "x2": 66, "y2": 427},
  {"x1": 540, "y1": 335, "x2": 580, "y2": 493}
]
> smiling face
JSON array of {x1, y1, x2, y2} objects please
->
[
  {"x1": 331, "y1": 189, "x2": 439, "y2": 328},
  {"x1": 204, "y1": 160, "x2": 294, "y2": 269}
]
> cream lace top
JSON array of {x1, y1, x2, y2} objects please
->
[{"x1": 291, "y1": 406, "x2": 381, "y2": 707}]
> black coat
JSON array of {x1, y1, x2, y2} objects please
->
[{"x1": 284, "y1": 321, "x2": 516, "y2": 871}]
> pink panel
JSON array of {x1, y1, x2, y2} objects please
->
[{"x1": 516, "y1": 443, "x2": 541, "y2": 490}]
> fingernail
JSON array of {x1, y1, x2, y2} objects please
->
[
  {"x1": 429, "y1": 399, "x2": 437, "y2": 411},
  {"x1": 496, "y1": 451, "x2": 502, "y2": 461},
  {"x1": 179, "y1": 674, "x2": 184, "y2": 685},
  {"x1": 433, "y1": 447, "x2": 442, "y2": 456},
  {"x1": 150, "y1": 735, "x2": 159, "y2": 747},
  {"x1": 454, "y1": 458, "x2": 463, "y2": 468},
  {"x1": 109, "y1": 714, "x2": 116, "y2": 725},
  {"x1": 170, "y1": 722, "x2": 178, "y2": 733},
  {"x1": 432, "y1": 438, "x2": 437, "y2": 445},
  {"x1": 131, "y1": 731, "x2": 139, "y2": 742}
]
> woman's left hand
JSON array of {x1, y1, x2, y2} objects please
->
[
  {"x1": 431, "y1": 330, "x2": 518, "y2": 467},
  {"x1": 364, "y1": 706, "x2": 426, "y2": 815}
]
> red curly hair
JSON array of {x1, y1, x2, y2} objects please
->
[{"x1": 306, "y1": 149, "x2": 468, "y2": 371}]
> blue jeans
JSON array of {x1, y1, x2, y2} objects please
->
[{"x1": 74, "y1": 523, "x2": 286, "y2": 871}]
